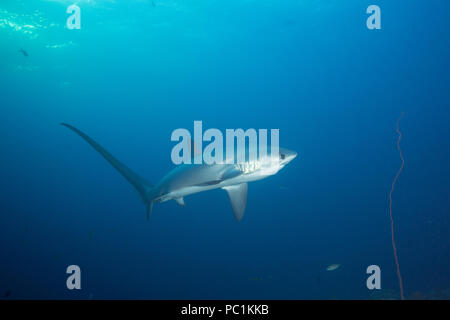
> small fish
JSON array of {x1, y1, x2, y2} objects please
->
[
  {"x1": 19, "y1": 48, "x2": 28, "y2": 57},
  {"x1": 326, "y1": 264, "x2": 341, "y2": 271},
  {"x1": 60, "y1": 81, "x2": 71, "y2": 88}
]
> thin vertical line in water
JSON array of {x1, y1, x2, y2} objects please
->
[{"x1": 388, "y1": 112, "x2": 405, "y2": 300}]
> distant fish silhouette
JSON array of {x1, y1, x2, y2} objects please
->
[
  {"x1": 19, "y1": 48, "x2": 28, "y2": 57},
  {"x1": 326, "y1": 264, "x2": 341, "y2": 271},
  {"x1": 4, "y1": 289, "x2": 12, "y2": 298},
  {"x1": 152, "y1": 1, "x2": 156, "y2": 7}
]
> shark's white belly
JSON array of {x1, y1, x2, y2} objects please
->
[{"x1": 158, "y1": 171, "x2": 269, "y2": 202}]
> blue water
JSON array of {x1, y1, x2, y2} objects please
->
[{"x1": 0, "y1": 0, "x2": 449, "y2": 299}]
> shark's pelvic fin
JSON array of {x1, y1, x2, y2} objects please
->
[
  {"x1": 223, "y1": 183, "x2": 248, "y2": 221},
  {"x1": 147, "y1": 202, "x2": 153, "y2": 220},
  {"x1": 61, "y1": 123, "x2": 156, "y2": 215},
  {"x1": 175, "y1": 197, "x2": 185, "y2": 207}
]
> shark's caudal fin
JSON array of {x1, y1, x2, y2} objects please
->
[{"x1": 62, "y1": 123, "x2": 156, "y2": 216}]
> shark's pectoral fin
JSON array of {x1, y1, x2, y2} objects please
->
[
  {"x1": 222, "y1": 183, "x2": 248, "y2": 222},
  {"x1": 175, "y1": 197, "x2": 185, "y2": 207}
]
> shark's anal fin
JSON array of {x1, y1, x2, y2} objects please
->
[
  {"x1": 222, "y1": 183, "x2": 248, "y2": 221},
  {"x1": 175, "y1": 197, "x2": 185, "y2": 207}
]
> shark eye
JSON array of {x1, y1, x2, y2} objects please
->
[{"x1": 280, "y1": 153, "x2": 285, "y2": 160}]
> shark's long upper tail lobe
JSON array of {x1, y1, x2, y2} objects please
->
[{"x1": 61, "y1": 123, "x2": 156, "y2": 219}]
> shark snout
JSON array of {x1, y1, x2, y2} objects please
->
[
  {"x1": 284, "y1": 151, "x2": 297, "y2": 164},
  {"x1": 279, "y1": 148, "x2": 297, "y2": 166},
  {"x1": 287, "y1": 151, "x2": 297, "y2": 162}
]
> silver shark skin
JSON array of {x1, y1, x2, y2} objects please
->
[{"x1": 62, "y1": 123, "x2": 297, "y2": 221}]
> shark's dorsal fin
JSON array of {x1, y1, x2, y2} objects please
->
[
  {"x1": 223, "y1": 183, "x2": 248, "y2": 221},
  {"x1": 187, "y1": 138, "x2": 202, "y2": 163}
]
